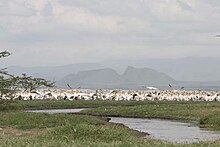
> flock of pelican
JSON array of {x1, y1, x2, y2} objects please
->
[{"x1": 4, "y1": 88, "x2": 220, "y2": 102}]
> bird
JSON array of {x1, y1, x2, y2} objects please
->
[
  {"x1": 169, "y1": 84, "x2": 172, "y2": 88},
  {"x1": 146, "y1": 86, "x2": 158, "y2": 90},
  {"x1": 31, "y1": 91, "x2": 40, "y2": 95},
  {"x1": 67, "y1": 83, "x2": 72, "y2": 89},
  {"x1": 180, "y1": 87, "x2": 185, "y2": 90}
]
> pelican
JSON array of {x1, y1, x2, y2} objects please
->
[{"x1": 146, "y1": 86, "x2": 158, "y2": 90}]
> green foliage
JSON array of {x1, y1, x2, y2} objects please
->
[
  {"x1": 0, "y1": 75, "x2": 17, "y2": 98},
  {"x1": 0, "y1": 51, "x2": 54, "y2": 99},
  {"x1": 16, "y1": 74, "x2": 54, "y2": 91}
]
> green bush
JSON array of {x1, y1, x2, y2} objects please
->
[{"x1": 200, "y1": 113, "x2": 220, "y2": 129}]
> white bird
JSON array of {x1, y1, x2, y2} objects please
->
[{"x1": 146, "y1": 86, "x2": 158, "y2": 90}]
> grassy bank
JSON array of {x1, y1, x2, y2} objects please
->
[
  {"x1": 1, "y1": 100, "x2": 220, "y2": 130},
  {"x1": 0, "y1": 99, "x2": 149, "y2": 111},
  {"x1": 82, "y1": 101, "x2": 220, "y2": 130},
  {"x1": 0, "y1": 100, "x2": 220, "y2": 146},
  {"x1": 0, "y1": 111, "x2": 219, "y2": 147},
  {"x1": 0, "y1": 111, "x2": 171, "y2": 147}
]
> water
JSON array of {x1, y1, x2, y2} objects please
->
[
  {"x1": 110, "y1": 117, "x2": 220, "y2": 143},
  {"x1": 26, "y1": 108, "x2": 220, "y2": 143},
  {"x1": 26, "y1": 108, "x2": 87, "y2": 114}
]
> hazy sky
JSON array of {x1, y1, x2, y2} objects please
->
[{"x1": 0, "y1": 0, "x2": 220, "y2": 67}]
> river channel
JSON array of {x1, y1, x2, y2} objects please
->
[{"x1": 26, "y1": 108, "x2": 220, "y2": 143}]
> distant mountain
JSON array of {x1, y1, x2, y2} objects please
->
[
  {"x1": 58, "y1": 68, "x2": 120, "y2": 88},
  {"x1": 7, "y1": 63, "x2": 104, "y2": 80},
  {"x1": 101, "y1": 57, "x2": 220, "y2": 82},
  {"x1": 121, "y1": 66, "x2": 176, "y2": 85},
  {"x1": 7, "y1": 57, "x2": 220, "y2": 82},
  {"x1": 6, "y1": 57, "x2": 220, "y2": 89},
  {"x1": 57, "y1": 66, "x2": 177, "y2": 89}
]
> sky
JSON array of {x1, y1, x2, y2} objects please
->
[{"x1": 0, "y1": 0, "x2": 220, "y2": 67}]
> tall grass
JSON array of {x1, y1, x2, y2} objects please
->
[{"x1": 0, "y1": 112, "x2": 171, "y2": 147}]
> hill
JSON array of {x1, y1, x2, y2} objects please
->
[{"x1": 57, "y1": 66, "x2": 177, "y2": 89}]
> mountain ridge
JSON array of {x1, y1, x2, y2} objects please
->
[
  {"x1": 56, "y1": 66, "x2": 177, "y2": 89},
  {"x1": 7, "y1": 57, "x2": 220, "y2": 81}
]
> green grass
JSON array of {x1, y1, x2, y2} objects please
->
[
  {"x1": 5, "y1": 99, "x2": 149, "y2": 110},
  {"x1": 0, "y1": 100, "x2": 220, "y2": 146},
  {"x1": 0, "y1": 112, "x2": 106, "y2": 130},
  {"x1": 0, "y1": 100, "x2": 22, "y2": 111},
  {"x1": 82, "y1": 101, "x2": 220, "y2": 130},
  {"x1": 0, "y1": 111, "x2": 172, "y2": 147}
]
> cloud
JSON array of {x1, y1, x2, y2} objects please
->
[
  {"x1": 0, "y1": 0, "x2": 220, "y2": 67},
  {"x1": 0, "y1": 0, "x2": 151, "y2": 35}
]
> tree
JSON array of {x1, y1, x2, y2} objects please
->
[
  {"x1": 0, "y1": 51, "x2": 54, "y2": 100},
  {"x1": 16, "y1": 74, "x2": 54, "y2": 92}
]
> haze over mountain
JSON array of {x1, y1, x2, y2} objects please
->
[
  {"x1": 7, "y1": 63, "x2": 104, "y2": 80},
  {"x1": 57, "y1": 66, "x2": 177, "y2": 89},
  {"x1": 101, "y1": 57, "x2": 220, "y2": 82},
  {"x1": 7, "y1": 57, "x2": 220, "y2": 82}
]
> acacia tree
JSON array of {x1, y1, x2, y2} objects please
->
[
  {"x1": 0, "y1": 51, "x2": 15, "y2": 98},
  {"x1": 0, "y1": 51, "x2": 54, "y2": 100},
  {"x1": 16, "y1": 74, "x2": 54, "y2": 92}
]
